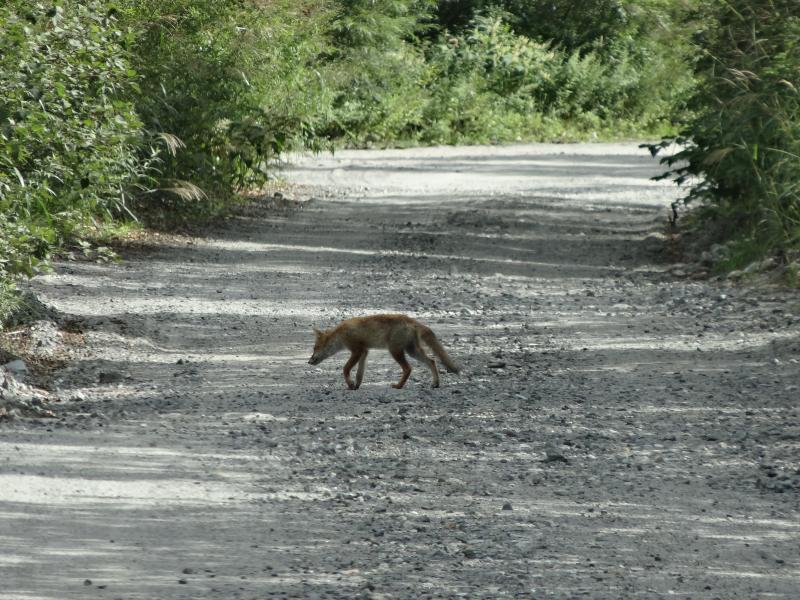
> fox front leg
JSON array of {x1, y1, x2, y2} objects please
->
[
  {"x1": 354, "y1": 350, "x2": 368, "y2": 390},
  {"x1": 342, "y1": 350, "x2": 362, "y2": 390}
]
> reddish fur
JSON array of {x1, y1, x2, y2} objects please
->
[{"x1": 309, "y1": 314, "x2": 459, "y2": 389}]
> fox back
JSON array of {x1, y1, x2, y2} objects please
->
[{"x1": 308, "y1": 314, "x2": 459, "y2": 389}]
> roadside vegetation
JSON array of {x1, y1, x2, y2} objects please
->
[
  {"x1": 1, "y1": 0, "x2": 798, "y2": 323},
  {"x1": 650, "y1": 0, "x2": 800, "y2": 276}
]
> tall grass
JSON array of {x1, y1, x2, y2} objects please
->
[
  {"x1": 118, "y1": 0, "x2": 333, "y2": 214},
  {"x1": 652, "y1": 0, "x2": 800, "y2": 268}
]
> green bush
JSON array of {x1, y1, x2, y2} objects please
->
[
  {"x1": 324, "y1": 44, "x2": 431, "y2": 143},
  {"x1": 432, "y1": 1, "x2": 694, "y2": 134},
  {"x1": 321, "y1": 0, "x2": 434, "y2": 144},
  {"x1": 419, "y1": 14, "x2": 687, "y2": 143},
  {"x1": 436, "y1": 0, "x2": 635, "y2": 52},
  {"x1": 1, "y1": 0, "x2": 338, "y2": 296},
  {"x1": 118, "y1": 0, "x2": 332, "y2": 210},
  {"x1": 0, "y1": 1, "x2": 148, "y2": 272},
  {"x1": 0, "y1": 0, "x2": 161, "y2": 325},
  {"x1": 653, "y1": 0, "x2": 800, "y2": 265},
  {"x1": 419, "y1": 17, "x2": 549, "y2": 142}
]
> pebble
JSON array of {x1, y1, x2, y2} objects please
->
[
  {"x1": 98, "y1": 371, "x2": 124, "y2": 384},
  {"x1": 542, "y1": 452, "x2": 569, "y2": 464},
  {"x1": 2, "y1": 360, "x2": 28, "y2": 375}
]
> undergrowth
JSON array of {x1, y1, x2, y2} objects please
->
[{"x1": 651, "y1": 0, "x2": 800, "y2": 274}]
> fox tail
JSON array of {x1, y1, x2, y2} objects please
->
[{"x1": 420, "y1": 329, "x2": 460, "y2": 374}]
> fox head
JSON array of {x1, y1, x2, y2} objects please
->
[{"x1": 308, "y1": 327, "x2": 339, "y2": 365}]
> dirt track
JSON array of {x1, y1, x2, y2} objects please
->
[{"x1": 2, "y1": 144, "x2": 799, "y2": 599}]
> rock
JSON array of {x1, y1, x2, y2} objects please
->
[
  {"x1": 743, "y1": 261, "x2": 761, "y2": 275},
  {"x1": 541, "y1": 451, "x2": 569, "y2": 464},
  {"x1": 1, "y1": 292, "x2": 58, "y2": 328},
  {"x1": 2, "y1": 360, "x2": 28, "y2": 375},
  {"x1": 28, "y1": 320, "x2": 63, "y2": 358},
  {"x1": 760, "y1": 257, "x2": 777, "y2": 271},
  {"x1": 488, "y1": 361, "x2": 506, "y2": 369},
  {"x1": 502, "y1": 502, "x2": 513, "y2": 511},
  {"x1": 98, "y1": 371, "x2": 125, "y2": 384},
  {"x1": 669, "y1": 263, "x2": 687, "y2": 273},
  {"x1": 710, "y1": 243, "x2": 728, "y2": 262},
  {"x1": 643, "y1": 232, "x2": 668, "y2": 252}
]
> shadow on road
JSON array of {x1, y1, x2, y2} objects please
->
[{"x1": 5, "y1": 144, "x2": 799, "y2": 599}]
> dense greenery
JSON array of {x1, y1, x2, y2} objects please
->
[
  {"x1": 324, "y1": 0, "x2": 692, "y2": 144},
  {"x1": 120, "y1": 0, "x2": 332, "y2": 206},
  {"x1": 652, "y1": 0, "x2": 800, "y2": 271},
  {"x1": 1, "y1": 0, "x2": 798, "y2": 320},
  {"x1": 0, "y1": 2, "x2": 147, "y2": 282},
  {"x1": 419, "y1": 14, "x2": 688, "y2": 143}
]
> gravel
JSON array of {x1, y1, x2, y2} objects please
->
[{"x1": 1, "y1": 143, "x2": 798, "y2": 599}]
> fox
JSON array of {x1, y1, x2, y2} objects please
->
[{"x1": 308, "y1": 314, "x2": 460, "y2": 389}]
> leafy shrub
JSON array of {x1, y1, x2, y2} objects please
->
[
  {"x1": 421, "y1": 14, "x2": 686, "y2": 143},
  {"x1": 0, "y1": 0, "x2": 155, "y2": 321},
  {"x1": 0, "y1": 1, "x2": 147, "y2": 254},
  {"x1": 322, "y1": 0, "x2": 434, "y2": 143},
  {"x1": 120, "y1": 0, "x2": 332, "y2": 206},
  {"x1": 436, "y1": 0, "x2": 635, "y2": 52},
  {"x1": 653, "y1": 0, "x2": 800, "y2": 264},
  {"x1": 324, "y1": 45, "x2": 431, "y2": 144},
  {"x1": 0, "y1": 221, "x2": 51, "y2": 281},
  {"x1": 432, "y1": 1, "x2": 694, "y2": 134},
  {"x1": 420, "y1": 16, "x2": 552, "y2": 142}
]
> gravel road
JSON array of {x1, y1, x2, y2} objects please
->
[{"x1": 2, "y1": 143, "x2": 799, "y2": 599}]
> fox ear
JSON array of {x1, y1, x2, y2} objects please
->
[{"x1": 313, "y1": 327, "x2": 322, "y2": 337}]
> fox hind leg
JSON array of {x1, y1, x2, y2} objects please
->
[
  {"x1": 389, "y1": 348, "x2": 412, "y2": 389},
  {"x1": 408, "y1": 343, "x2": 439, "y2": 388}
]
